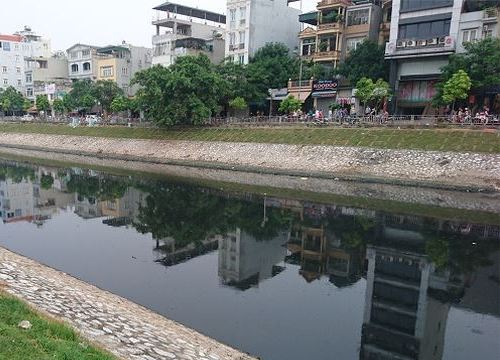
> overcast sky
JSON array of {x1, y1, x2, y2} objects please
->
[{"x1": 1, "y1": 0, "x2": 317, "y2": 51}]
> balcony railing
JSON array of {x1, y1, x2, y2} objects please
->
[
  {"x1": 288, "y1": 79, "x2": 313, "y2": 90},
  {"x1": 318, "y1": 22, "x2": 342, "y2": 31},
  {"x1": 484, "y1": 7, "x2": 498, "y2": 19},
  {"x1": 314, "y1": 50, "x2": 341, "y2": 60}
]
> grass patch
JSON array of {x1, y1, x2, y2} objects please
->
[
  {"x1": 0, "y1": 291, "x2": 115, "y2": 360},
  {"x1": 0, "y1": 123, "x2": 498, "y2": 153}
]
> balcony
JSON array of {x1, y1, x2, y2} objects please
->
[
  {"x1": 484, "y1": 7, "x2": 499, "y2": 20},
  {"x1": 318, "y1": 22, "x2": 343, "y2": 33},
  {"x1": 288, "y1": 79, "x2": 313, "y2": 91},
  {"x1": 314, "y1": 50, "x2": 341, "y2": 61}
]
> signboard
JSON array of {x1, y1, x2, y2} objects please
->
[
  {"x1": 313, "y1": 79, "x2": 338, "y2": 93},
  {"x1": 44, "y1": 83, "x2": 56, "y2": 95}
]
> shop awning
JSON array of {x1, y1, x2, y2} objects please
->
[
  {"x1": 312, "y1": 91, "x2": 337, "y2": 98},
  {"x1": 288, "y1": 91, "x2": 312, "y2": 102}
]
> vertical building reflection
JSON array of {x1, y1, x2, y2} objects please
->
[
  {"x1": 360, "y1": 214, "x2": 464, "y2": 360},
  {"x1": 218, "y1": 228, "x2": 288, "y2": 290}
]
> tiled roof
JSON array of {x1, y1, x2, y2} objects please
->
[{"x1": 0, "y1": 34, "x2": 23, "y2": 42}]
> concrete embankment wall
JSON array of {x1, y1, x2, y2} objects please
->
[{"x1": 0, "y1": 132, "x2": 499, "y2": 191}]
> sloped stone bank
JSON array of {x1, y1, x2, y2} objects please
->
[{"x1": 0, "y1": 132, "x2": 499, "y2": 190}]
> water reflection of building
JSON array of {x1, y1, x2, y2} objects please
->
[
  {"x1": 360, "y1": 214, "x2": 466, "y2": 360},
  {"x1": 218, "y1": 228, "x2": 288, "y2": 291},
  {"x1": 74, "y1": 194, "x2": 102, "y2": 219},
  {"x1": 286, "y1": 215, "x2": 366, "y2": 286},
  {"x1": 154, "y1": 236, "x2": 220, "y2": 267},
  {"x1": 100, "y1": 187, "x2": 146, "y2": 227},
  {"x1": 0, "y1": 178, "x2": 35, "y2": 223}
]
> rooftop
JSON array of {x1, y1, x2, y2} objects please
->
[
  {"x1": 0, "y1": 34, "x2": 23, "y2": 42},
  {"x1": 153, "y1": 2, "x2": 226, "y2": 24}
]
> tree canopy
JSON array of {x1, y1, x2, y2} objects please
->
[
  {"x1": 133, "y1": 55, "x2": 224, "y2": 126},
  {"x1": 442, "y1": 70, "x2": 472, "y2": 108},
  {"x1": 0, "y1": 87, "x2": 26, "y2": 114},
  {"x1": 35, "y1": 95, "x2": 50, "y2": 113},
  {"x1": 434, "y1": 37, "x2": 500, "y2": 105},
  {"x1": 338, "y1": 41, "x2": 389, "y2": 85},
  {"x1": 93, "y1": 80, "x2": 124, "y2": 114}
]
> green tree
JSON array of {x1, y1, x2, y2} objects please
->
[
  {"x1": 66, "y1": 80, "x2": 96, "y2": 113},
  {"x1": 371, "y1": 79, "x2": 391, "y2": 111},
  {"x1": 246, "y1": 43, "x2": 299, "y2": 104},
  {"x1": 355, "y1": 77, "x2": 375, "y2": 111},
  {"x1": 40, "y1": 174, "x2": 54, "y2": 190},
  {"x1": 0, "y1": 86, "x2": 26, "y2": 115},
  {"x1": 279, "y1": 95, "x2": 302, "y2": 114},
  {"x1": 442, "y1": 70, "x2": 472, "y2": 110},
  {"x1": 93, "y1": 80, "x2": 124, "y2": 116},
  {"x1": 52, "y1": 98, "x2": 66, "y2": 114},
  {"x1": 434, "y1": 37, "x2": 500, "y2": 106},
  {"x1": 110, "y1": 96, "x2": 130, "y2": 113},
  {"x1": 338, "y1": 41, "x2": 389, "y2": 85},
  {"x1": 133, "y1": 55, "x2": 223, "y2": 126},
  {"x1": 228, "y1": 96, "x2": 247, "y2": 115},
  {"x1": 35, "y1": 95, "x2": 50, "y2": 113},
  {"x1": 216, "y1": 60, "x2": 257, "y2": 112}
]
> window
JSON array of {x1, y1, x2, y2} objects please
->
[
  {"x1": 483, "y1": 24, "x2": 494, "y2": 38},
  {"x1": 398, "y1": 19, "x2": 451, "y2": 40},
  {"x1": 14, "y1": 44, "x2": 19, "y2": 50},
  {"x1": 230, "y1": 9, "x2": 236, "y2": 21},
  {"x1": 3, "y1": 42, "x2": 10, "y2": 51},
  {"x1": 302, "y1": 38, "x2": 316, "y2": 56},
  {"x1": 122, "y1": 67, "x2": 128, "y2": 75},
  {"x1": 26, "y1": 88, "x2": 33, "y2": 97},
  {"x1": 347, "y1": 9, "x2": 370, "y2": 26},
  {"x1": 71, "y1": 64, "x2": 79, "y2": 73},
  {"x1": 462, "y1": 29, "x2": 477, "y2": 44},
  {"x1": 229, "y1": 32, "x2": 236, "y2": 46},
  {"x1": 239, "y1": 55, "x2": 245, "y2": 64},
  {"x1": 401, "y1": 0, "x2": 452, "y2": 12},
  {"x1": 16, "y1": 67, "x2": 21, "y2": 74},
  {"x1": 239, "y1": 31, "x2": 245, "y2": 48},
  {"x1": 3, "y1": 79, "x2": 8, "y2": 85},
  {"x1": 2, "y1": 66, "x2": 7, "y2": 73},
  {"x1": 83, "y1": 62, "x2": 91, "y2": 71},
  {"x1": 15, "y1": 55, "x2": 20, "y2": 63},
  {"x1": 239, "y1": 7, "x2": 246, "y2": 25},
  {"x1": 101, "y1": 66, "x2": 113, "y2": 77},
  {"x1": 347, "y1": 37, "x2": 366, "y2": 51},
  {"x1": 17, "y1": 79, "x2": 21, "y2": 86},
  {"x1": 70, "y1": 51, "x2": 78, "y2": 59},
  {"x1": 82, "y1": 49, "x2": 90, "y2": 57},
  {"x1": 26, "y1": 73, "x2": 32, "y2": 83}
]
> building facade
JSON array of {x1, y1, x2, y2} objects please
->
[
  {"x1": 25, "y1": 52, "x2": 70, "y2": 102},
  {"x1": 67, "y1": 44, "x2": 101, "y2": 81},
  {"x1": 152, "y1": 2, "x2": 226, "y2": 67},
  {"x1": 385, "y1": 0, "x2": 464, "y2": 114},
  {"x1": 226, "y1": 0, "x2": 301, "y2": 64}
]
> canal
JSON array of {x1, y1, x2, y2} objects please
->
[{"x1": 0, "y1": 158, "x2": 499, "y2": 360}]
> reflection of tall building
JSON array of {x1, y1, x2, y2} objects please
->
[
  {"x1": 218, "y1": 228, "x2": 288, "y2": 290},
  {"x1": 287, "y1": 220, "x2": 364, "y2": 286},
  {"x1": 100, "y1": 187, "x2": 146, "y2": 226},
  {"x1": 360, "y1": 215, "x2": 465, "y2": 360},
  {"x1": 0, "y1": 178, "x2": 35, "y2": 223},
  {"x1": 154, "y1": 236, "x2": 219, "y2": 266},
  {"x1": 74, "y1": 194, "x2": 102, "y2": 220}
]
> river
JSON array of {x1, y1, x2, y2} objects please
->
[{"x1": 0, "y1": 157, "x2": 499, "y2": 360}]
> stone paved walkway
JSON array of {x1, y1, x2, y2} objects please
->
[{"x1": 0, "y1": 247, "x2": 255, "y2": 360}]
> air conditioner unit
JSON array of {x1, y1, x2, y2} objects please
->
[
  {"x1": 417, "y1": 40, "x2": 427, "y2": 46},
  {"x1": 427, "y1": 38, "x2": 438, "y2": 45},
  {"x1": 406, "y1": 40, "x2": 416, "y2": 47},
  {"x1": 396, "y1": 40, "x2": 406, "y2": 48}
]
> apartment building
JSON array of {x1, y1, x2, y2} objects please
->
[
  {"x1": 385, "y1": 0, "x2": 464, "y2": 114},
  {"x1": 0, "y1": 27, "x2": 52, "y2": 93},
  {"x1": 457, "y1": 1, "x2": 499, "y2": 53},
  {"x1": 293, "y1": 0, "x2": 386, "y2": 112},
  {"x1": 226, "y1": 0, "x2": 301, "y2": 65},
  {"x1": 67, "y1": 44, "x2": 101, "y2": 81},
  {"x1": 152, "y1": 2, "x2": 226, "y2": 67},
  {"x1": 25, "y1": 52, "x2": 70, "y2": 102}
]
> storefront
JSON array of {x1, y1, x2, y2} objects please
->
[{"x1": 312, "y1": 79, "x2": 339, "y2": 113}]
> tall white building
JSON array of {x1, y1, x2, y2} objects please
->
[
  {"x1": 0, "y1": 27, "x2": 51, "y2": 93},
  {"x1": 226, "y1": 0, "x2": 302, "y2": 64}
]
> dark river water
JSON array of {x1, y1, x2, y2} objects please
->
[{"x1": 0, "y1": 158, "x2": 499, "y2": 360}]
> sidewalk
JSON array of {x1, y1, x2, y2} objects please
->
[{"x1": 0, "y1": 247, "x2": 255, "y2": 360}]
